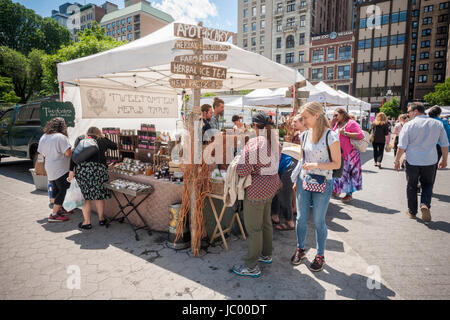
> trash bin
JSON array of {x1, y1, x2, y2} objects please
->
[{"x1": 167, "y1": 203, "x2": 190, "y2": 250}]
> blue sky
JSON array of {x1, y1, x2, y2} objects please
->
[{"x1": 14, "y1": 0, "x2": 237, "y2": 32}]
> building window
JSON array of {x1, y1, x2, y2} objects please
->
[
  {"x1": 107, "y1": 24, "x2": 111, "y2": 30},
  {"x1": 127, "y1": 17, "x2": 132, "y2": 24},
  {"x1": 299, "y1": 33, "x2": 305, "y2": 45},
  {"x1": 243, "y1": 39, "x2": 248, "y2": 48},
  {"x1": 412, "y1": 21, "x2": 418, "y2": 29},
  {"x1": 300, "y1": 15, "x2": 306, "y2": 27},
  {"x1": 422, "y1": 29, "x2": 432, "y2": 36},
  {"x1": 286, "y1": 52, "x2": 294, "y2": 64},
  {"x1": 312, "y1": 68, "x2": 323, "y2": 80},
  {"x1": 338, "y1": 65, "x2": 351, "y2": 79},
  {"x1": 252, "y1": 7, "x2": 256, "y2": 16},
  {"x1": 127, "y1": 33, "x2": 132, "y2": 40},
  {"x1": 243, "y1": 24, "x2": 248, "y2": 33},
  {"x1": 300, "y1": 1, "x2": 307, "y2": 8},
  {"x1": 337, "y1": 85, "x2": 349, "y2": 94},
  {"x1": 276, "y1": 54, "x2": 281, "y2": 63},
  {"x1": 286, "y1": 35, "x2": 295, "y2": 48},
  {"x1": 121, "y1": 19, "x2": 126, "y2": 25},
  {"x1": 435, "y1": 50, "x2": 445, "y2": 58},
  {"x1": 419, "y1": 64, "x2": 429, "y2": 71},
  {"x1": 276, "y1": 20, "x2": 282, "y2": 32},
  {"x1": 260, "y1": 20, "x2": 265, "y2": 29},
  {"x1": 424, "y1": 5, "x2": 434, "y2": 13},
  {"x1": 418, "y1": 75, "x2": 427, "y2": 83},
  {"x1": 438, "y1": 14, "x2": 448, "y2": 22},
  {"x1": 338, "y1": 46, "x2": 351, "y2": 60},
  {"x1": 276, "y1": 37, "x2": 281, "y2": 49},
  {"x1": 423, "y1": 17, "x2": 432, "y2": 25},
  {"x1": 252, "y1": 22, "x2": 256, "y2": 31},
  {"x1": 112, "y1": 22, "x2": 115, "y2": 28},
  {"x1": 421, "y1": 40, "x2": 430, "y2": 48},
  {"x1": 107, "y1": 31, "x2": 111, "y2": 36},
  {"x1": 251, "y1": 37, "x2": 256, "y2": 46},
  {"x1": 420, "y1": 52, "x2": 430, "y2": 59},
  {"x1": 440, "y1": 2, "x2": 449, "y2": 9},
  {"x1": 286, "y1": 17, "x2": 295, "y2": 27},
  {"x1": 122, "y1": 35, "x2": 126, "y2": 41},
  {"x1": 413, "y1": 10, "x2": 419, "y2": 17},
  {"x1": 436, "y1": 39, "x2": 446, "y2": 46},
  {"x1": 260, "y1": 36, "x2": 264, "y2": 45},
  {"x1": 261, "y1": 5, "x2": 266, "y2": 15},
  {"x1": 299, "y1": 69, "x2": 305, "y2": 76},
  {"x1": 299, "y1": 51, "x2": 305, "y2": 62},
  {"x1": 437, "y1": 26, "x2": 448, "y2": 34},
  {"x1": 122, "y1": 27, "x2": 126, "y2": 33},
  {"x1": 312, "y1": 49, "x2": 324, "y2": 63},
  {"x1": 134, "y1": 15, "x2": 140, "y2": 23},
  {"x1": 276, "y1": 3, "x2": 283, "y2": 13},
  {"x1": 327, "y1": 67, "x2": 334, "y2": 80},
  {"x1": 127, "y1": 25, "x2": 132, "y2": 32},
  {"x1": 328, "y1": 48, "x2": 335, "y2": 61},
  {"x1": 112, "y1": 30, "x2": 115, "y2": 35},
  {"x1": 433, "y1": 74, "x2": 443, "y2": 82},
  {"x1": 243, "y1": 9, "x2": 248, "y2": 18},
  {"x1": 360, "y1": 18, "x2": 367, "y2": 29},
  {"x1": 287, "y1": 0, "x2": 295, "y2": 12}
]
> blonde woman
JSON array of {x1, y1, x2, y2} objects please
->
[
  {"x1": 68, "y1": 127, "x2": 117, "y2": 229},
  {"x1": 290, "y1": 102, "x2": 341, "y2": 272},
  {"x1": 370, "y1": 112, "x2": 390, "y2": 168},
  {"x1": 393, "y1": 114, "x2": 408, "y2": 157}
]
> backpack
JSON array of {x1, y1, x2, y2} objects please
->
[{"x1": 71, "y1": 136, "x2": 99, "y2": 165}]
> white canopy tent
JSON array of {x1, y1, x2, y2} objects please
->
[{"x1": 58, "y1": 22, "x2": 304, "y2": 143}]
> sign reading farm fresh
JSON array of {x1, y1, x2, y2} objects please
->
[
  {"x1": 171, "y1": 62, "x2": 227, "y2": 79},
  {"x1": 80, "y1": 86, "x2": 178, "y2": 119},
  {"x1": 174, "y1": 53, "x2": 227, "y2": 64},
  {"x1": 40, "y1": 101, "x2": 75, "y2": 127},
  {"x1": 174, "y1": 23, "x2": 233, "y2": 42}
]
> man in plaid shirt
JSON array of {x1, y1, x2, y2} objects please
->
[{"x1": 233, "y1": 112, "x2": 282, "y2": 278}]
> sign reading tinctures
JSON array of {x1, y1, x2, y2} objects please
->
[{"x1": 40, "y1": 101, "x2": 75, "y2": 127}]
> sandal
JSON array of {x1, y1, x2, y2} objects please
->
[
  {"x1": 271, "y1": 215, "x2": 281, "y2": 225},
  {"x1": 99, "y1": 219, "x2": 107, "y2": 226},
  {"x1": 275, "y1": 222, "x2": 295, "y2": 231},
  {"x1": 78, "y1": 222, "x2": 92, "y2": 230}
]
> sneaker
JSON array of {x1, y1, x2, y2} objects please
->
[
  {"x1": 48, "y1": 213, "x2": 69, "y2": 222},
  {"x1": 232, "y1": 264, "x2": 261, "y2": 278},
  {"x1": 331, "y1": 192, "x2": 340, "y2": 199},
  {"x1": 58, "y1": 208, "x2": 74, "y2": 216},
  {"x1": 405, "y1": 210, "x2": 417, "y2": 219},
  {"x1": 309, "y1": 255, "x2": 325, "y2": 272},
  {"x1": 291, "y1": 248, "x2": 306, "y2": 266},
  {"x1": 420, "y1": 205, "x2": 431, "y2": 222},
  {"x1": 258, "y1": 255, "x2": 272, "y2": 264}
]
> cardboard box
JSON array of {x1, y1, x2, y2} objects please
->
[{"x1": 34, "y1": 154, "x2": 47, "y2": 176}]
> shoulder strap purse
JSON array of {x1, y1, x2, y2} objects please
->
[{"x1": 325, "y1": 130, "x2": 344, "y2": 178}]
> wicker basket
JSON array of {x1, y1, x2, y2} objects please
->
[{"x1": 210, "y1": 178, "x2": 225, "y2": 195}]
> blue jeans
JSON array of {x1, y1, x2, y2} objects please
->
[{"x1": 296, "y1": 178, "x2": 333, "y2": 256}]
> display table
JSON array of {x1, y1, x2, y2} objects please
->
[{"x1": 93, "y1": 172, "x2": 184, "y2": 232}]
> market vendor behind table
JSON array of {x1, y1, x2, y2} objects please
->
[{"x1": 69, "y1": 127, "x2": 118, "y2": 230}]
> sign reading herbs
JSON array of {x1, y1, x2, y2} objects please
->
[{"x1": 39, "y1": 101, "x2": 76, "y2": 127}]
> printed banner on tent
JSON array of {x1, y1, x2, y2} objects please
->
[{"x1": 80, "y1": 86, "x2": 178, "y2": 119}]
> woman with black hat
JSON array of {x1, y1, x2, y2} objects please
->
[{"x1": 232, "y1": 112, "x2": 282, "y2": 278}]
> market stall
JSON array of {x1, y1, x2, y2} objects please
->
[{"x1": 58, "y1": 21, "x2": 305, "y2": 253}]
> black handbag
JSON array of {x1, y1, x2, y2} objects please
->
[
  {"x1": 72, "y1": 137, "x2": 99, "y2": 165},
  {"x1": 325, "y1": 130, "x2": 344, "y2": 178}
]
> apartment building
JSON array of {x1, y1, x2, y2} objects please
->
[
  {"x1": 100, "y1": 0, "x2": 174, "y2": 42},
  {"x1": 51, "y1": 2, "x2": 83, "y2": 28},
  {"x1": 237, "y1": 1, "x2": 354, "y2": 80},
  {"x1": 354, "y1": 0, "x2": 410, "y2": 109},
  {"x1": 237, "y1": 0, "x2": 274, "y2": 59},
  {"x1": 405, "y1": 0, "x2": 449, "y2": 102},
  {"x1": 310, "y1": 31, "x2": 355, "y2": 94}
]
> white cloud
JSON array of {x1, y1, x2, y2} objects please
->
[{"x1": 152, "y1": 0, "x2": 218, "y2": 25}]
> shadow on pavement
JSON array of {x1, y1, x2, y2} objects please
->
[
  {"x1": 0, "y1": 159, "x2": 34, "y2": 184},
  {"x1": 347, "y1": 199, "x2": 400, "y2": 215},
  {"x1": 433, "y1": 193, "x2": 450, "y2": 203}
]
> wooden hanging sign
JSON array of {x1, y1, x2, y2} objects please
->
[
  {"x1": 169, "y1": 78, "x2": 223, "y2": 89},
  {"x1": 174, "y1": 53, "x2": 227, "y2": 64},
  {"x1": 171, "y1": 62, "x2": 227, "y2": 80},
  {"x1": 174, "y1": 40, "x2": 231, "y2": 51},
  {"x1": 174, "y1": 23, "x2": 233, "y2": 42}
]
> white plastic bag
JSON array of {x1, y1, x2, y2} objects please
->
[{"x1": 63, "y1": 178, "x2": 85, "y2": 211}]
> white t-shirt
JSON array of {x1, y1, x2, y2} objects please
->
[
  {"x1": 300, "y1": 129, "x2": 339, "y2": 180},
  {"x1": 37, "y1": 133, "x2": 71, "y2": 181}
]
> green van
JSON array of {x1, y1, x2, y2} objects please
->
[{"x1": 0, "y1": 97, "x2": 59, "y2": 163}]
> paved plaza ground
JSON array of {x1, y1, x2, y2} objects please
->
[{"x1": 0, "y1": 147, "x2": 449, "y2": 300}]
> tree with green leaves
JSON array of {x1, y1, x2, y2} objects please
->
[
  {"x1": 41, "y1": 22, "x2": 125, "y2": 95},
  {"x1": 380, "y1": 97, "x2": 401, "y2": 119},
  {"x1": 0, "y1": 76, "x2": 20, "y2": 107},
  {"x1": 0, "y1": 46, "x2": 45, "y2": 103},
  {"x1": 0, "y1": 0, "x2": 71, "y2": 55},
  {"x1": 424, "y1": 78, "x2": 450, "y2": 106}
]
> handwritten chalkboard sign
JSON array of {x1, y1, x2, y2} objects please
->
[{"x1": 40, "y1": 101, "x2": 75, "y2": 127}]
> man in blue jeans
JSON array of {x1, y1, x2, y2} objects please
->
[{"x1": 394, "y1": 102, "x2": 449, "y2": 222}]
